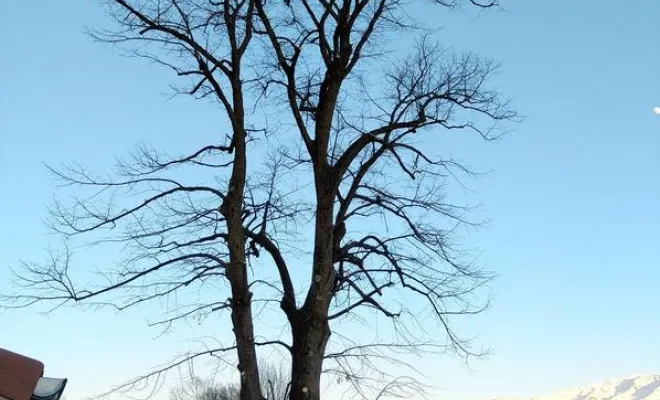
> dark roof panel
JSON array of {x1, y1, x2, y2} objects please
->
[{"x1": 31, "y1": 378, "x2": 67, "y2": 400}]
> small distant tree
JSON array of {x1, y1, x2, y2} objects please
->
[
  {"x1": 171, "y1": 377, "x2": 241, "y2": 400},
  {"x1": 171, "y1": 364, "x2": 289, "y2": 400},
  {"x1": 3, "y1": 1, "x2": 516, "y2": 400}
]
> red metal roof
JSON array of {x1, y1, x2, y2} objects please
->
[{"x1": 0, "y1": 347, "x2": 44, "y2": 400}]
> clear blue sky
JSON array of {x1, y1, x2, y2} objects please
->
[{"x1": 1, "y1": 1, "x2": 659, "y2": 400}]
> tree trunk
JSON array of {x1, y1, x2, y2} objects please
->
[
  {"x1": 288, "y1": 185, "x2": 336, "y2": 400},
  {"x1": 288, "y1": 314, "x2": 331, "y2": 400},
  {"x1": 287, "y1": 62, "x2": 343, "y2": 400},
  {"x1": 222, "y1": 74, "x2": 265, "y2": 400},
  {"x1": 223, "y1": 142, "x2": 264, "y2": 400},
  {"x1": 223, "y1": 158, "x2": 264, "y2": 400}
]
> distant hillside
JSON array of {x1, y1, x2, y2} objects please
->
[{"x1": 498, "y1": 375, "x2": 660, "y2": 400}]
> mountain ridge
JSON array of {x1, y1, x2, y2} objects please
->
[{"x1": 495, "y1": 374, "x2": 660, "y2": 400}]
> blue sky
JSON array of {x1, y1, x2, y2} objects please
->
[{"x1": 1, "y1": 1, "x2": 659, "y2": 400}]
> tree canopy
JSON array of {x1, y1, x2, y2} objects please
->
[{"x1": 2, "y1": 1, "x2": 516, "y2": 399}]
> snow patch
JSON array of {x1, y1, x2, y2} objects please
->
[{"x1": 499, "y1": 375, "x2": 660, "y2": 400}]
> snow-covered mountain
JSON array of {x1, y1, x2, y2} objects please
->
[{"x1": 500, "y1": 375, "x2": 660, "y2": 400}]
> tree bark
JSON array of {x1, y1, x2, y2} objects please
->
[
  {"x1": 288, "y1": 183, "x2": 336, "y2": 400},
  {"x1": 289, "y1": 316, "x2": 331, "y2": 400},
  {"x1": 285, "y1": 61, "x2": 345, "y2": 400},
  {"x1": 221, "y1": 67, "x2": 264, "y2": 400}
]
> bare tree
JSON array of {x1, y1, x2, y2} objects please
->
[
  {"x1": 171, "y1": 377, "x2": 240, "y2": 400},
  {"x1": 2, "y1": 1, "x2": 516, "y2": 400},
  {"x1": 171, "y1": 363, "x2": 289, "y2": 400}
]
